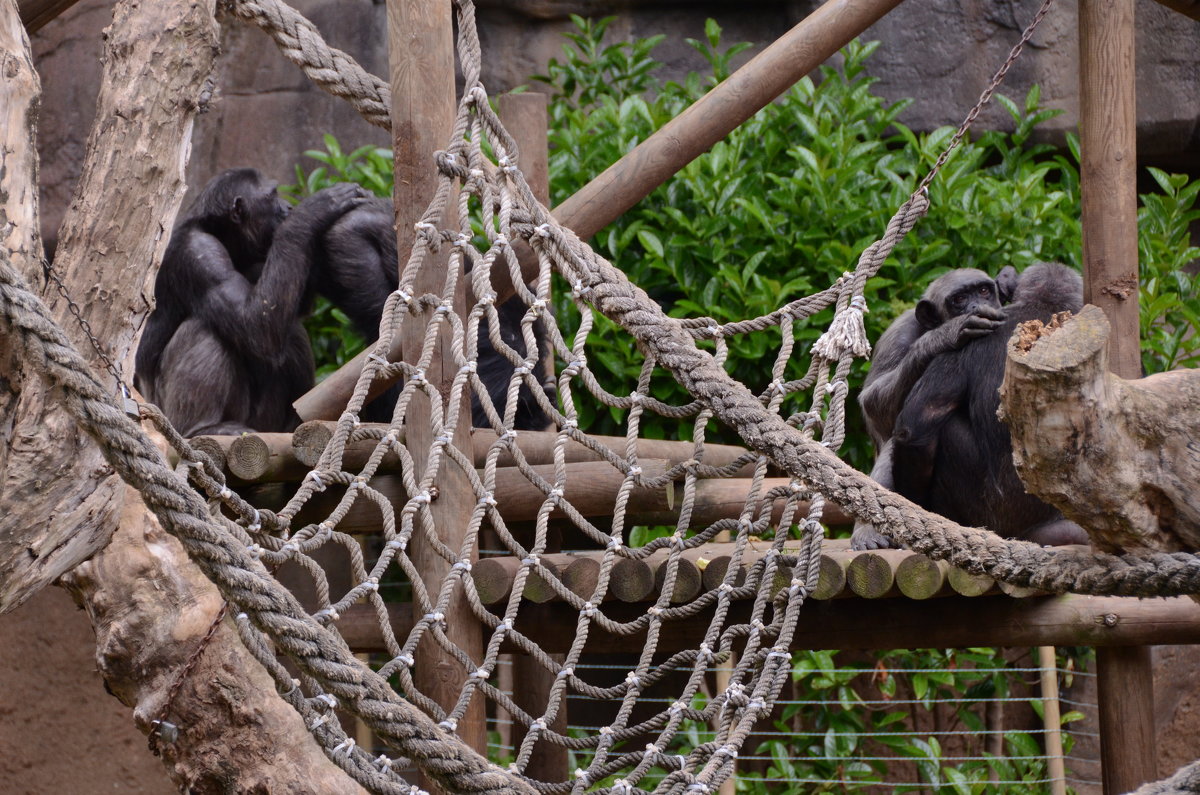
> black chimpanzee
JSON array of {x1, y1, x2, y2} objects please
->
[
  {"x1": 135, "y1": 168, "x2": 368, "y2": 436},
  {"x1": 888, "y1": 262, "x2": 1089, "y2": 546},
  {"x1": 314, "y1": 197, "x2": 555, "y2": 430},
  {"x1": 851, "y1": 266, "x2": 1017, "y2": 549}
]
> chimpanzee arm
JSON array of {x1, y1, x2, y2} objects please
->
[
  {"x1": 888, "y1": 355, "x2": 968, "y2": 505},
  {"x1": 860, "y1": 308, "x2": 1002, "y2": 441},
  {"x1": 850, "y1": 438, "x2": 901, "y2": 550},
  {"x1": 196, "y1": 184, "x2": 368, "y2": 361}
]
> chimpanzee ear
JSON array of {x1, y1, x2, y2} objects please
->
[
  {"x1": 915, "y1": 299, "x2": 941, "y2": 331},
  {"x1": 230, "y1": 196, "x2": 246, "y2": 225},
  {"x1": 996, "y1": 265, "x2": 1019, "y2": 304}
]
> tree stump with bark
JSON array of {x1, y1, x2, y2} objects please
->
[{"x1": 999, "y1": 304, "x2": 1200, "y2": 553}]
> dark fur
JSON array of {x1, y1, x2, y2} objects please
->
[
  {"x1": 851, "y1": 266, "x2": 1014, "y2": 550},
  {"x1": 890, "y1": 262, "x2": 1088, "y2": 545},
  {"x1": 135, "y1": 168, "x2": 367, "y2": 436},
  {"x1": 313, "y1": 197, "x2": 556, "y2": 430}
]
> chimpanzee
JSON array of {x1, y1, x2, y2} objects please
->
[
  {"x1": 314, "y1": 197, "x2": 555, "y2": 430},
  {"x1": 135, "y1": 168, "x2": 368, "y2": 436},
  {"x1": 888, "y1": 262, "x2": 1089, "y2": 546},
  {"x1": 851, "y1": 266, "x2": 1017, "y2": 549}
]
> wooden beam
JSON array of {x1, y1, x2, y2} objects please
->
[
  {"x1": 289, "y1": 468, "x2": 852, "y2": 533},
  {"x1": 16, "y1": 0, "x2": 82, "y2": 32},
  {"x1": 1079, "y1": 0, "x2": 1141, "y2": 380},
  {"x1": 337, "y1": 593, "x2": 1200, "y2": 656},
  {"x1": 292, "y1": 422, "x2": 762, "y2": 475},
  {"x1": 551, "y1": 0, "x2": 906, "y2": 243},
  {"x1": 1079, "y1": 4, "x2": 1154, "y2": 789},
  {"x1": 387, "y1": 0, "x2": 486, "y2": 778}
]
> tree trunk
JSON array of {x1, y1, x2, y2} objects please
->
[
  {"x1": 2, "y1": 0, "x2": 370, "y2": 788},
  {"x1": 0, "y1": 0, "x2": 219, "y2": 612},
  {"x1": 60, "y1": 478, "x2": 366, "y2": 794},
  {"x1": 999, "y1": 304, "x2": 1200, "y2": 553}
]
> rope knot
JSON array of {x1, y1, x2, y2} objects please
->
[{"x1": 811, "y1": 296, "x2": 871, "y2": 360}]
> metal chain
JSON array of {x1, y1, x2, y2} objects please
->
[
  {"x1": 913, "y1": 0, "x2": 1055, "y2": 198},
  {"x1": 148, "y1": 602, "x2": 230, "y2": 755},
  {"x1": 41, "y1": 258, "x2": 140, "y2": 415}
]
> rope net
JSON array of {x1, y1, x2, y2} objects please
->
[{"x1": 3, "y1": 0, "x2": 1200, "y2": 793}]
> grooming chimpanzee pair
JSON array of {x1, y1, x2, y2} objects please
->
[
  {"x1": 851, "y1": 262, "x2": 1089, "y2": 550},
  {"x1": 135, "y1": 168, "x2": 554, "y2": 437}
]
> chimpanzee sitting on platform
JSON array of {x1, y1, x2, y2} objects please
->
[
  {"x1": 135, "y1": 169, "x2": 368, "y2": 437},
  {"x1": 136, "y1": 169, "x2": 554, "y2": 437}
]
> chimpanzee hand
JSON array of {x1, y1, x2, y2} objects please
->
[
  {"x1": 944, "y1": 305, "x2": 1006, "y2": 349},
  {"x1": 285, "y1": 183, "x2": 372, "y2": 236}
]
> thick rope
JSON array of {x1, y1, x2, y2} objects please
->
[
  {"x1": 224, "y1": 0, "x2": 391, "y2": 129},
  {"x1": 0, "y1": 253, "x2": 532, "y2": 795},
  {"x1": 527, "y1": 221, "x2": 1200, "y2": 597}
]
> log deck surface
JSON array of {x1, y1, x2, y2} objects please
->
[{"x1": 194, "y1": 429, "x2": 1200, "y2": 654}]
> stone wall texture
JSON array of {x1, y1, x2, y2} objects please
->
[
  {"x1": 6, "y1": 1, "x2": 1200, "y2": 794},
  {"x1": 30, "y1": 0, "x2": 1200, "y2": 249}
]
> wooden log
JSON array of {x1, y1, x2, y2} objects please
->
[
  {"x1": 387, "y1": 0, "x2": 485, "y2": 774},
  {"x1": 846, "y1": 549, "x2": 906, "y2": 599},
  {"x1": 1097, "y1": 646, "x2": 1157, "y2": 793},
  {"x1": 290, "y1": 463, "x2": 851, "y2": 536},
  {"x1": 190, "y1": 435, "x2": 232, "y2": 473},
  {"x1": 997, "y1": 580, "x2": 1051, "y2": 599},
  {"x1": 293, "y1": 420, "x2": 759, "y2": 475},
  {"x1": 650, "y1": 550, "x2": 703, "y2": 604},
  {"x1": 610, "y1": 556, "x2": 656, "y2": 602},
  {"x1": 1079, "y1": 0, "x2": 1141, "y2": 378},
  {"x1": 1000, "y1": 306, "x2": 1200, "y2": 552},
  {"x1": 894, "y1": 554, "x2": 950, "y2": 600},
  {"x1": 562, "y1": 554, "x2": 601, "y2": 600},
  {"x1": 811, "y1": 550, "x2": 850, "y2": 600},
  {"x1": 227, "y1": 433, "x2": 308, "y2": 483},
  {"x1": 485, "y1": 595, "x2": 1200, "y2": 656},
  {"x1": 947, "y1": 567, "x2": 996, "y2": 598}
]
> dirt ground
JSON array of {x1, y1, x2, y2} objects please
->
[{"x1": 0, "y1": 586, "x2": 168, "y2": 794}]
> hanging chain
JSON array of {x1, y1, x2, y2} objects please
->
[
  {"x1": 913, "y1": 0, "x2": 1055, "y2": 198},
  {"x1": 42, "y1": 258, "x2": 141, "y2": 418}
]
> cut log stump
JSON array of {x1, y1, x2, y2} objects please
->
[{"x1": 1000, "y1": 304, "x2": 1200, "y2": 553}]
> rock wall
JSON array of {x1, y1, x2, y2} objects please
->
[{"x1": 30, "y1": 0, "x2": 1200, "y2": 249}]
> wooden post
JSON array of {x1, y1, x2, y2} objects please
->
[
  {"x1": 387, "y1": 0, "x2": 486, "y2": 786},
  {"x1": 1079, "y1": 0, "x2": 1141, "y2": 379},
  {"x1": 1097, "y1": 646, "x2": 1156, "y2": 793},
  {"x1": 1038, "y1": 646, "x2": 1067, "y2": 795},
  {"x1": 1080, "y1": 2, "x2": 1154, "y2": 791}
]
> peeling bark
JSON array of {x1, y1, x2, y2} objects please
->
[
  {"x1": 999, "y1": 304, "x2": 1200, "y2": 553},
  {"x1": 2, "y1": 0, "x2": 370, "y2": 788}
]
